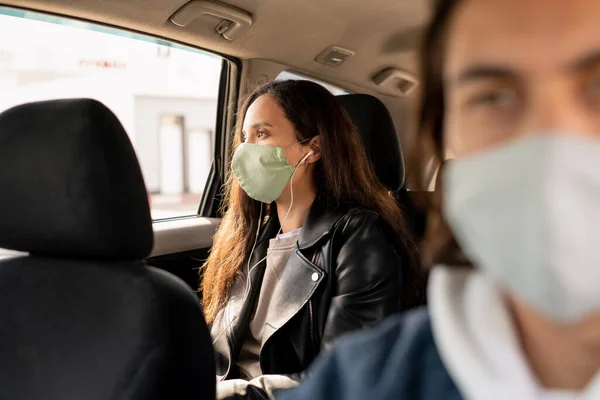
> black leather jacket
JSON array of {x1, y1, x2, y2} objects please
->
[{"x1": 211, "y1": 198, "x2": 405, "y2": 395}]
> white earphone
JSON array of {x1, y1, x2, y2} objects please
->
[
  {"x1": 211, "y1": 147, "x2": 315, "y2": 345},
  {"x1": 299, "y1": 149, "x2": 314, "y2": 166}
]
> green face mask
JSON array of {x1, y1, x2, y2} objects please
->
[{"x1": 232, "y1": 143, "x2": 298, "y2": 203}]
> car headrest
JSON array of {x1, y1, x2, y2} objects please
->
[
  {"x1": 0, "y1": 99, "x2": 153, "y2": 260},
  {"x1": 337, "y1": 94, "x2": 405, "y2": 191}
]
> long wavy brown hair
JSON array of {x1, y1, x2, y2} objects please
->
[
  {"x1": 201, "y1": 79, "x2": 419, "y2": 324},
  {"x1": 407, "y1": 0, "x2": 470, "y2": 268}
]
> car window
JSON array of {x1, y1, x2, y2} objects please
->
[
  {"x1": 276, "y1": 70, "x2": 349, "y2": 95},
  {"x1": 0, "y1": 6, "x2": 223, "y2": 221}
]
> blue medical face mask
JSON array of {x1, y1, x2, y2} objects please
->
[{"x1": 443, "y1": 134, "x2": 600, "y2": 323}]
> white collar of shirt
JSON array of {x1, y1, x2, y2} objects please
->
[
  {"x1": 276, "y1": 227, "x2": 302, "y2": 240},
  {"x1": 428, "y1": 266, "x2": 600, "y2": 400}
]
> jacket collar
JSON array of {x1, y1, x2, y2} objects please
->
[{"x1": 256, "y1": 197, "x2": 347, "y2": 250}]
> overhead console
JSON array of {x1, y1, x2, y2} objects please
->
[{"x1": 170, "y1": 0, "x2": 253, "y2": 41}]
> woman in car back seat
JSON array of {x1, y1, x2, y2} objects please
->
[
  {"x1": 277, "y1": 1, "x2": 600, "y2": 399},
  {"x1": 201, "y1": 79, "x2": 419, "y2": 399}
]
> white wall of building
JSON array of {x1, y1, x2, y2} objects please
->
[{"x1": 134, "y1": 97, "x2": 216, "y2": 192}]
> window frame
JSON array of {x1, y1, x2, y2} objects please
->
[{"x1": 198, "y1": 57, "x2": 242, "y2": 218}]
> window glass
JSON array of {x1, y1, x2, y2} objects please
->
[
  {"x1": 276, "y1": 70, "x2": 349, "y2": 96},
  {"x1": 0, "y1": 6, "x2": 223, "y2": 220}
]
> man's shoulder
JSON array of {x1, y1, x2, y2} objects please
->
[
  {"x1": 335, "y1": 305, "x2": 433, "y2": 349},
  {"x1": 278, "y1": 307, "x2": 461, "y2": 400},
  {"x1": 322, "y1": 306, "x2": 437, "y2": 376}
]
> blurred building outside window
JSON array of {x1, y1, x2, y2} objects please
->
[{"x1": 0, "y1": 7, "x2": 223, "y2": 221}]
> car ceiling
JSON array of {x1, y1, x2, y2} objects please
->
[
  {"x1": 2, "y1": 0, "x2": 429, "y2": 94},
  {"x1": 1, "y1": 0, "x2": 431, "y2": 158}
]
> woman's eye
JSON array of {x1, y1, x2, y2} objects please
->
[{"x1": 256, "y1": 130, "x2": 267, "y2": 138}]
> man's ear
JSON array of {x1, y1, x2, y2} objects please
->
[{"x1": 307, "y1": 135, "x2": 322, "y2": 163}]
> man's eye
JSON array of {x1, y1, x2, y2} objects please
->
[{"x1": 470, "y1": 89, "x2": 518, "y2": 108}]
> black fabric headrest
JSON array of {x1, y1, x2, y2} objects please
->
[
  {"x1": 338, "y1": 94, "x2": 405, "y2": 191},
  {"x1": 0, "y1": 99, "x2": 153, "y2": 260}
]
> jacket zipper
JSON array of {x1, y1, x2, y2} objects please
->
[
  {"x1": 225, "y1": 333, "x2": 233, "y2": 372},
  {"x1": 308, "y1": 299, "x2": 315, "y2": 352},
  {"x1": 220, "y1": 304, "x2": 236, "y2": 381}
]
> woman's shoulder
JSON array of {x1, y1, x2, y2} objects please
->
[
  {"x1": 278, "y1": 307, "x2": 462, "y2": 400},
  {"x1": 304, "y1": 201, "x2": 385, "y2": 241},
  {"x1": 329, "y1": 206, "x2": 399, "y2": 254},
  {"x1": 333, "y1": 205, "x2": 385, "y2": 232}
]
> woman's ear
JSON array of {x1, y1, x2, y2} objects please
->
[{"x1": 307, "y1": 135, "x2": 322, "y2": 164}]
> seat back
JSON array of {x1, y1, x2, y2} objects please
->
[
  {"x1": 337, "y1": 94, "x2": 429, "y2": 240},
  {"x1": 337, "y1": 94, "x2": 405, "y2": 191},
  {"x1": 338, "y1": 94, "x2": 430, "y2": 307},
  {"x1": 0, "y1": 99, "x2": 215, "y2": 400}
]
